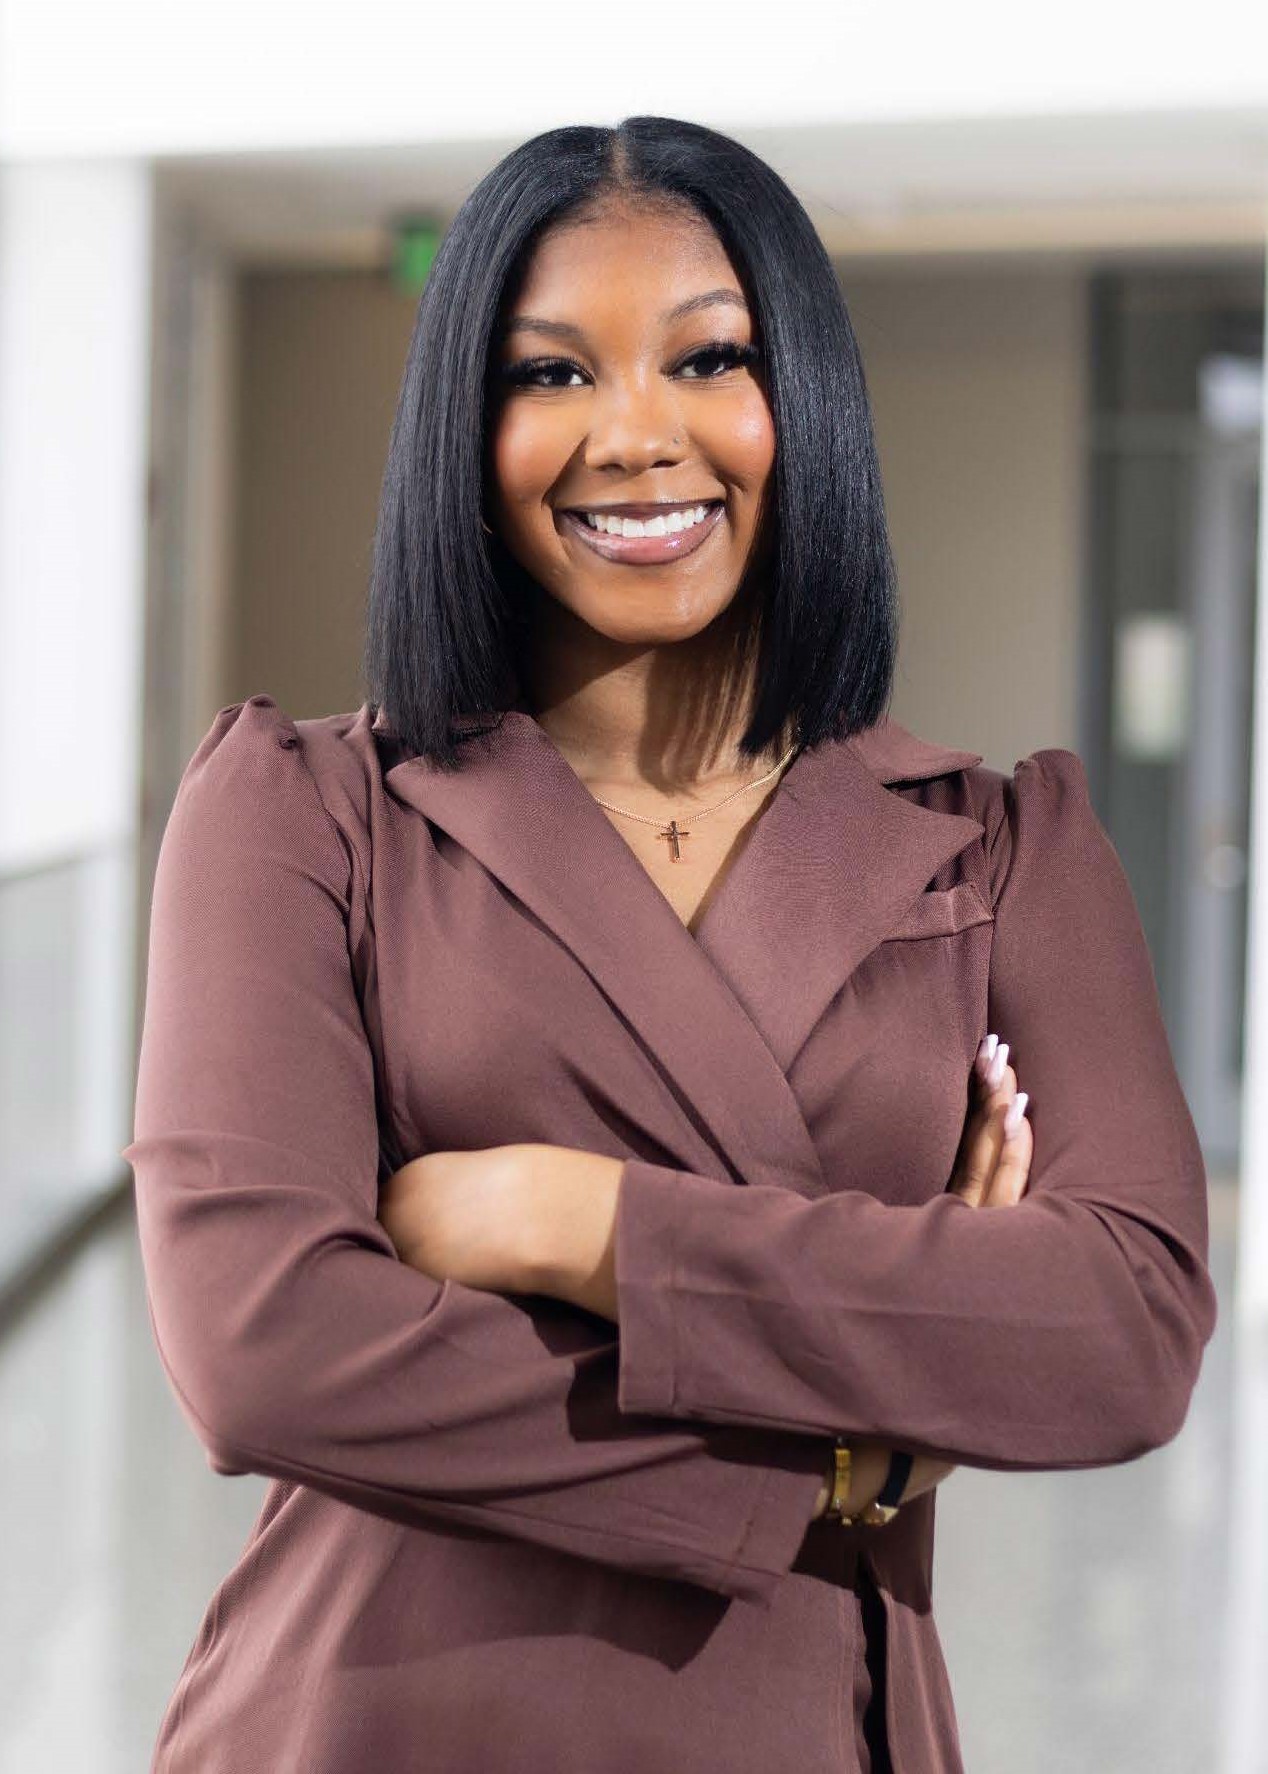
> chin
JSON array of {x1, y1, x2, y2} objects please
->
[{"x1": 570, "y1": 591, "x2": 738, "y2": 646}]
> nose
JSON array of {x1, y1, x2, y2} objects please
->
[{"x1": 581, "y1": 372, "x2": 687, "y2": 477}]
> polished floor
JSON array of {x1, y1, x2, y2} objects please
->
[{"x1": 0, "y1": 1177, "x2": 1249, "y2": 1773}]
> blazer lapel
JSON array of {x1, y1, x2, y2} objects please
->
[
  {"x1": 692, "y1": 718, "x2": 987, "y2": 1077},
  {"x1": 375, "y1": 706, "x2": 983, "y2": 1203}
]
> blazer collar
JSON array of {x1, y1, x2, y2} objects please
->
[{"x1": 373, "y1": 706, "x2": 984, "y2": 1199}]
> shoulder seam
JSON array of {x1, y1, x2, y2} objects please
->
[
  {"x1": 232, "y1": 695, "x2": 353, "y2": 902},
  {"x1": 289, "y1": 734, "x2": 356, "y2": 901}
]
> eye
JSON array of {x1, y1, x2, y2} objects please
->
[
  {"x1": 500, "y1": 356, "x2": 589, "y2": 390},
  {"x1": 677, "y1": 339, "x2": 762, "y2": 379},
  {"x1": 497, "y1": 338, "x2": 762, "y2": 392}
]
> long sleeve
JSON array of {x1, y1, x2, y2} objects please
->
[
  {"x1": 123, "y1": 697, "x2": 829, "y2": 1606},
  {"x1": 613, "y1": 748, "x2": 1219, "y2": 1471}
]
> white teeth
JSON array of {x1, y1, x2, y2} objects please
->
[{"x1": 581, "y1": 503, "x2": 713, "y2": 537}]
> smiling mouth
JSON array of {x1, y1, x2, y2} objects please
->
[{"x1": 556, "y1": 501, "x2": 726, "y2": 565}]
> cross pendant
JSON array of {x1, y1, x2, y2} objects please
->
[{"x1": 659, "y1": 819, "x2": 691, "y2": 862}]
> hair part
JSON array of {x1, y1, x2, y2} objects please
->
[{"x1": 363, "y1": 115, "x2": 900, "y2": 771}]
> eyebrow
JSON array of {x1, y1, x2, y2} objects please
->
[{"x1": 500, "y1": 287, "x2": 748, "y2": 343}]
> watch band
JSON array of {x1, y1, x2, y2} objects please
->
[{"x1": 876, "y1": 1449, "x2": 913, "y2": 1510}]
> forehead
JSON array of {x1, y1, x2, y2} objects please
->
[{"x1": 506, "y1": 202, "x2": 743, "y2": 307}]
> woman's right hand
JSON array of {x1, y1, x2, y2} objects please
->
[{"x1": 815, "y1": 1033, "x2": 1033, "y2": 1519}]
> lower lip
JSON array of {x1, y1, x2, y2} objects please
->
[{"x1": 558, "y1": 503, "x2": 725, "y2": 565}]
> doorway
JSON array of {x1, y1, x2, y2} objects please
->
[{"x1": 1086, "y1": 261, "x2": 1264, "y2": 1170}]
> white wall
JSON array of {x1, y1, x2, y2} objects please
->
[
  {"x1": 0, "y1": 160, "x2": 154, "y2": 1270},
  {"x1": 0, "y1": 161, "x2": 153, "y2": 872}
]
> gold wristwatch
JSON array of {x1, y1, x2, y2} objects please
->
[{"x1": 824, "y1": 1437, "x2": 902, "y2": 1527}]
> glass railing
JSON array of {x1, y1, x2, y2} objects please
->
[{"x1": 0, "y1": 840, "x2": 137, "y2": 1301}]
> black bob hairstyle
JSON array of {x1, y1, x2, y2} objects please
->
[{"x1": 364, "y1": 114, "x2": 899, "y2": 772}]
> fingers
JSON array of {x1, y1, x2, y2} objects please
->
[
  {"x1": 951, "y1": 1117, "x2": 998, "y2": 1210},
  {"x1": 947, "y1": 1033, "x2": 1032, "y2": 1208},
  {"x1": 986, "y1": 1097, "x2": 1032, "y2": 1208},
  {"x1": 953, "y1": 1045, "x2": 1019, "y2": 1208},
  {"x1": 843, "y1": 1443, "x2": 960, "y2": 1510},
  {"x1": 973, "y1": 1033, "x2": 1014, "y2": 1102},
  {"x1": 903, "y1": 1454, "x2": 959, "y2": 1501},
  {"x1": 845, "y1": 1441, "x2": 891, "y2": 1516},
  {"x1": 975, "y1": 1038, "x2": 1031, "y2": 1207}
]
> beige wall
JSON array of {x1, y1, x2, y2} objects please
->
[
  {"x1": 231, "y1": 262, "x2": 1088, "y2": 774},
  {"x1": 231, "y1": 268, "x2": 415, "y2": 721},
  {"x1": 846, "y1": 263, "x2": 1088, "y2": 773}
]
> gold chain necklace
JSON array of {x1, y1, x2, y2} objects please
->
[{"x1": 589, "y1": 740, "x2": 801, "y2": 863}]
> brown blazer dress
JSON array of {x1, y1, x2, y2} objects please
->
[{"x1": 122, "y1": 692, "x2": 1218, "y2": 1773}]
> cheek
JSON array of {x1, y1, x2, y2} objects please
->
[
  {"x1": 490, "y1": 406, "x2": 569, "y2": 512},
  {"x1": 708, "y1": 392, "x2": 775, "y2": 491}
]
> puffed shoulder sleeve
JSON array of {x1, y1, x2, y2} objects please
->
[
  {"x1": 123, "y1": 695, "x2": 830, "y2": 1606},
  {"x1": 613, "y1": 748, "x2": 1219, "y2": 1469}
]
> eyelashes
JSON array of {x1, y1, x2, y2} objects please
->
[{"x1": 500, "y1": 338, "x2": 762, "y2": 390}]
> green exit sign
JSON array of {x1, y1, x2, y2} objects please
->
[{"x1": 392, "y1": 222, "x2": 442, "y2": 294}]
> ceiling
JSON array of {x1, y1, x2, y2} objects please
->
[{"x1": 155, "y1": 111, "x2": 1268, "y2": 270}]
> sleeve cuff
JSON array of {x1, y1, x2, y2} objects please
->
[
  {"x1": 613, "y1": 1157, "x2": 688, "y2": 1417},
  {"x1": 729, "y1": 1439, "x2": 836, "y2": 1600},
  {"x1": 613, "y1": 1157, "x2": 831, "y2": 1602}
]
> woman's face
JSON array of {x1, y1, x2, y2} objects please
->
[{"x1": 486, "y1": 198, "x2": 776, "y2": 648}]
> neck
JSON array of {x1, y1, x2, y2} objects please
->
[{"x1": 516, "y1": 597, "x2": 793, "y2": 796}]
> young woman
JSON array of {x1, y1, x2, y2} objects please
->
[{"x1": 125, "y1": 116, "x2": 1217, "y2": 1773}]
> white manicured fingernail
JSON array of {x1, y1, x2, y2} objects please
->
[
  {"x1": 988, "y1": 1041, "x2": 1009, "y2": 1089},
  {"x1": 1004, "y1": 1091, "x2": 1029, "y2": 1139},
  {"x1": 975, "y1": 1034, "x2": 998, "y2": 1079}
]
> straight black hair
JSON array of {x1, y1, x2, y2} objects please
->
[{"x1": 363, "y1": 114, "x2": 899, "y2": 771}]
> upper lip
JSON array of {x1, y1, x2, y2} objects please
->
[{"x1": 562, "y1": 499, "x2": 723, "y2": 519}]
